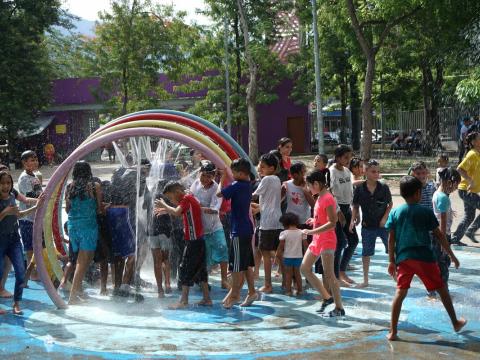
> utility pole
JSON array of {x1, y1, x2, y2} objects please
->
[
  {"x1": 311, "y1": 0, "x2": 324, "y2": 154},
  {"x1": 224, "y1": 14, "x2": 232, "y2": 135}
]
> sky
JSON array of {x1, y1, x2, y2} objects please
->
[{"x1": 62, "y1": 0, "x2": 210, "y2": 24}]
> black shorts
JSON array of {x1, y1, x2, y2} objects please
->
[
  {"x1": 178, "y1": 238, "x2": 208, "y2": 287},
  {"x1": 258, "y1": 229, "x2": 281, "y2": 251},
  {"x1": 229, "y1": 235, "x2": 254, "y2": 272}
]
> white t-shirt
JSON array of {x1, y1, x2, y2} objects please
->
[
  {"x1": 279, "y1": 229, "x2": 306, "y2": 258},
  {"x1": 253, "y1": 175, "x2": 282, "y2": 230},
  {"x1": 18, "y1": 171, "x2": 42, "y2": 222},
  {"x1": 190, "y1": 179, "x2": 223, "y2": 234},
  {"x1": 329, "y1": 166, "x2": 353, "y2": 205},
  {"x1": 284, "y1": 180, "x2": 311, "y2": 224}
]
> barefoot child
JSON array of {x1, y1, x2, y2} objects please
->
[
  {"x1": 217, "y1": 158, "x2": 257, "y2": 308},
  {"x1": 277, "y1": 213, "x2": 308, "y2": 296},
  {"x1": 156, "y1": 181, "x2": 211, "y2": 308},
  {"x1": 0, "y1": 171, "x2": 37, "y2": 315},
  {"x1": 350, "y1": 160, "x2": 392, "y2": 288},
  {"x1": 385, "y1": 176, "x2": 466, "y2": 341},
  {"x1": 301, "y1": 170, "x2": 345, "y2": 317}
]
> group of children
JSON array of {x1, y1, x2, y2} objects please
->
[{"x1": 0, "y1": 138, "x2": 471, "y2": 340}]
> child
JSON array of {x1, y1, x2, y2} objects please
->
[
  {"x1": 65, "y1": 161, "x2": 102, "y2": 305},
  {"x1": 349, "y1": 157, "x2": 364, "y2": 181},
  {"x1": 276, "y1": 213, "x2": 308, "y2": 296},
  {"x1": 18, "y1": 150, "x2": 42, "y2": 280},
  {"x1": 252, "y1": 153, "x2": 283, "y2": 294},
  {"x1": 350, "y1": 159, "x2": 392, "y2": 288},
  {"x1": 385, "y1": 176, "x2": 466, "y2": 341},
  {"x1": 435, "y1": 154, "x2": 449, "y2": 186},
  {"x1": 410, "y1": 161, "x2": 436, "y2": 211},
  {"x1": 313, "y1": 154, "x2": 328, "y2": 171},
  {"x1": 0, "y1": 171, "x2": 37, "y2": 315},
  {"x1": 156, "y1": 181, "x2": 211, "y2": 309},
  {"x1": 301, "y1": 170, "x2": 345, "y2": 317},
  {"x1": 432, "y1": 167, "x2": 461, "y2": 291},
  {"x1": 190, "y1": 161, "x2": 229, "y2": 289},
  {"x1": 217, "y1": 158, "x2": 257, "y2": 309}
]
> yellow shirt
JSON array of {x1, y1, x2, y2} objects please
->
[{"x1": 458, "y1": 149, "x2": 480, "y2": 193}]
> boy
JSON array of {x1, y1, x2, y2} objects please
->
[
  {"x1": 217, "y1": 158, "x2": 257, "y2": 308},
  {"x1": 190, "y1": 161, "x2": 229, "y2": 289},
  {"x1": 156, "y1": 181, "x2": 211, "y2": 309},
  {"x1": 385, "y1": 176, "x2": 466, "y2": 341},
  {"x1": 313, "y1": 154, "x2": 328, "y2": 171},
  {"x1": 253, "y1": 153, "x2": 283, "y2": 294},
  {"x1": 410, "y1": 161, "x2": 436, "y2": 211},
  {"x1": 350, "y1": 159, "x2": 392, "y2": 288},
  {"x1": 18, "y1": 150, "x2": 42, "y2": 279}
]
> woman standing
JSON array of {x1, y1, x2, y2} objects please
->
[{"x1": 273, "y1": 137, "x2": 293, "y2": 183}]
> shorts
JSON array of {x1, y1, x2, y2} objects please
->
[
  {"x1": 149, "y1": 234, "x2": 172, "y2": 251},
  {"x1": 308, "y1": 236, "x2": 336, "y2": 257},
  {"x1": 361, "y1": 228, "x2": 388, "y2": 257},
  {"x1": 19, "y1": 220, "x2": 33, "y2": 252},
  {"x1": 178, "y1": 238, "x2": 208, "y2": 287},
  {"x1": 204, "y1": 229, "x2": 228, "y2": 267},
  {"x1": 396, "y1": 259, "x2": 444, "y2": 292},
  {"x1": 283, "y1": 257, "x2": 302, "y2": 267},
  {"x1": 68, "y1": 220, "x2": 98, "y2": 253},
  {"x1": 107, "y1": 207, "x2": 136, "y2": 258},
  {"x1": 229, "y1": 235, "x2": 255, "y2": 272},
  {"x1": 258, "y1": 229, "x2": 281, "y2": 251}
]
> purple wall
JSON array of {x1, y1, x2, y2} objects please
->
[{"x1": 52, "y1": 78, "x2": 100, "y2": 105}]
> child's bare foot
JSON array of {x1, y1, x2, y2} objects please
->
[
  {"x1": 197, "y1": 298, "x2": 213, "y2": 306},
  {"x1": 453, "y1": 318, "x2": 467, "y2": 332},
  {"x1": 168, "y1": 302, "x2": 188, "y2": 310},
  {"x1": 158, "y1": 291, "x2": 165, "y2": 298},
  {"x1": 240, "y1": 292, "x2": 258, "y2": 307},
  {"x1": 356, "y1": 282, "x2": 368, "y2": 289},
  {"x1": 223, "y1": 296, "x2": 239, "y2": 309},
  {"x1": 12, "y1": 304, "x2": 23, "y2": 316},
  {"x1": 221, "y1": 280, "x2": 231, "y2": 290},
  {"x1": 296, "y1": 290, "x2": 304, "y2": 297},
  {"x1": 68, "y1": 296, "x2": 83, "y2": 305},
  {"x1": 284, "y1": 291, "x2": 293, "y2": 296},
  {"x1": 165, "y1": 286, "x2": 172, "y2": 294},
  {"x1": 339, "y1": 279, "x2": 352, "y2": 288},
  {"x1": 0, "y1": 289, "x2": 13, "y2": 298},
  {"x1": 340, "y1": 273, "x2": 355, "y2": 284},
  {"x1": 386, "y1": 332, "x2": 399, "y2": 341},
  {"x1": 100, "y1": 288, "x2": 108, "y2": 296},
  {"x1": 259, "y1": 285, "x2": 273, "y2": 294}
]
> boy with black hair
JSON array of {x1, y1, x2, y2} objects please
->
[
  {"x1": 410, "y1": 161, "x2": 436, "y2": 211},
  {"x1": 350, "y1": 159, "x2": 392, "y2": 288},
  {"x1": 253, "y1": 153, "x2": 283, "y2": 294},
  {"x1": 217, "y1": 158, "x2": 257, "y2": 308},
  {"x1": 385, "y1": 176, "x2": 466, "y2": 341},
  {"x1": 156, "y1": 181, "x2": 211, "y2": 309}
]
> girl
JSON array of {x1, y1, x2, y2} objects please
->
[
  {"x1": 301, "y1": 170, "x2": 345, "y2": 317},
  {"x1": 277, "y1": 213, "x2": 308, "y2": 296},
  {"x1": 452, "y1": 132, "x2": 480, "y2": 244},
  {"x1": 432, "y1": 167, "x2": 461, "y2": 292},
  {"x1": 65, "y1": 161, "x2": 102, "y2": 305},
  {"x1": 0, "y1": 171, "x2": 37, "y2": 315},
  {"x1": 349, "y1": 157, "x2": 365, "y2": 187}
]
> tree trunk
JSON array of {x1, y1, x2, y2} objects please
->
[
  {"x1": 421, "y1": 63, "x2": 443, "y2": 153},
  {"x1": 360, "y1": 54, "x2": 375, "y2": 160},
  {"x1": 349, "y1": 73, "x2": 361, "y2": 150},
  {"x1": 340, "y1": 72, "x2": 348, "y2": 144},
  {"x1": 236, "y1": 0, "x2": 258, "y2": 163},
  {"x1": 233, "y1": 13, "x2": 242, "y2": 128}
]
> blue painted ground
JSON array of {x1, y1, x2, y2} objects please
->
[{"x1": 1, "y1": 244, "x2": 479, "y2": 359}]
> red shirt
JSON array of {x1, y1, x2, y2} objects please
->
[{"x1": 179, "y1": 194, "x2": 204, "y2": 240}]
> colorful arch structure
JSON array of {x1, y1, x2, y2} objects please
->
[{"x1": 33, "y1": 110, "x2": 253, "y2": 309}]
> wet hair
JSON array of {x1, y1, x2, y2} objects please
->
[
  {"x1": 101, "y1": 180, "x2": 112, "y2": 203},
  {"x1": 466, "y1": 131, "x2": 480, "y2": 151},
  {"x1": 280, "y1": 212, "x2": 300, "y2": 228},
  {"x1": 290, "y1": 162, "x2": 305, "y2": 175},
  {"x1": 68, "y1": 161, "x2": 93, "y2": 200},
  {"x1": 0, "y1": 170, "x2": 14, "y2": 193},
  {"x1": 306, "y1": 169, "x2": 329, "y2": 187},
  {"x1": 334, "y1": 144, "x2": 352, "y2": 160},
  {"x1": 259, "y1": 152, "x2": 279, "y2": 169},
  {"x1": 200, "y1": 160, "x2": 216, "y2": 174},
  {"x1": 437, "y1": 153, "x2": 449, "y2": 163},
  {"x1": 163, "y1": 181, "x2": 185, "y2": 194},
  {"x1": 400, "y1": 176, "x2": 422, "y2": 199},
  {"x1": 365, "y1": 159, "x2": 379, "y2": 169},
  {"x1": 277, "y1": 137, "x2": 292, "y2": 149},
  {"x1": 230, "y1": 158, "x2": 251, "y2": 176},
  {"x1": 349, "y1": 157, "x2": 363, "y2": 170},
  {"x1": 21, "y1": 150, "x2": 37, "y2": 162},
  {"x1": 410, "y1": 161, "x2": 427, "y2": 172},
  {"x1": 315, "y1": 154, "x2": 328, "y2": 165},
  {"x1": 438, "y1": 167, "x2": 461, "y2": 184}
]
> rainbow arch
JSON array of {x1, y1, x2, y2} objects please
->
[{"x1": 33, "y1": 110, "x2": 253, "y2": 309}]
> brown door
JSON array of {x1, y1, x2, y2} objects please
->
[{"x1": 287, "y1": 117, "x2": 305, "y2": 153}]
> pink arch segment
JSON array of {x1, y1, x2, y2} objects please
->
[{"x1": 33, "y1": 127, "x2": 233, "y2": 309}]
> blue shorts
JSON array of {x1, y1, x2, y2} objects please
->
[
  {"x1": 68, "y1": 225, "x2": 98, "y2": 253},
  {"x1": 107, "y1": 207, "x2": 136, "y2": 257},
  {"x1": 361, "y1": 227, "x2": 388, "y2": 257},
  {"x1": 19, "y1": 220, "x2": 33, "y2": 251},
  {"x1": 204, "y1": 229, "x2": 229, "y2": 267},
  {"x1": 283, "y1": 257, "x2": 302, "y2": 267}
]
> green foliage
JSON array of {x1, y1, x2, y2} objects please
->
[{"x1": 455, "y1": 68, "x2": 480, "y2": 105}]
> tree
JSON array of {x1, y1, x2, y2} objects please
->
[{"x1": 0, "y1": 0, "x2": 65, "y2": 157}]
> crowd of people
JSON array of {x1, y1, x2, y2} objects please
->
[{"x1": 1, "y1": 132, "x2": 476, "y2": 340}]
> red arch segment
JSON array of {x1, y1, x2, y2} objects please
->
[{"x1": 96, "y1": 113, "x2": 239, "y2": 160}]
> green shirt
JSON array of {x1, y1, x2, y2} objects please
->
[{"x1": 385, "y1": 203, "x2": 439, "y2": 264}]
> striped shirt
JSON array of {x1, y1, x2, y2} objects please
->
[
  {"x1": 419, "y1": 181, "x2": 436, "y2": 211},
  {"x1": 179, "y1": 194, "x2": 204, "y2": 241}
]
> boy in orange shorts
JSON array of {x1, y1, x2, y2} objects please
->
[{"x1": 385, "y1": 176, "x2": 466, "y2": 341}]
